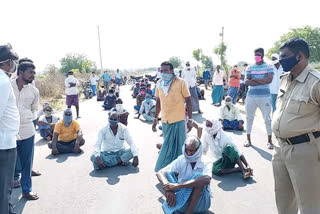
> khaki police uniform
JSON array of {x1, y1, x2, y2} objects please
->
[{"x1": 272, "y1": 64, "x2": 320, "y2": 214}]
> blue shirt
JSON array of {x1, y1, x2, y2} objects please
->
[
  {"x1": 246, "y1": 62, "x2": 274, "y2": 97},
  {"x1": 101, "y1": 73, "x2": 111, "y2": 82},
  {"x1": 203, "y1": 70, "x2": 211, "y2": 79}
]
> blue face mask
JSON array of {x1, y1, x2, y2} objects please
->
[
  {"x1": 279, "y1": 55, "x2": 299, "y2": 72},
  {"x1": 63, "y1": 115, "x2": 72, "y2": 127},
  {"x1": 161, "y1": 73, "x2": 174, "y2": 85},
  {"x1": 109, "y1": 119, "x2": 118, "y2": 126},
  {"x1": 145, "y1": 98, "x2": 151, "y2": 102}
]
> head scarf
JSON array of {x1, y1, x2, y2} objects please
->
[
  {"x1": 63, "y1": 108, "x2": 73, "y2": 127},
  {"x1": 183, "y1": 137, "x2": 203, "y2": 163},
  {"x1": 205, "y1": 119, "x2": 222, "y2": 136}
]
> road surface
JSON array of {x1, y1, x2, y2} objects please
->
[{"x1": 11, "y1": 84, "x2": 278, "y2": 214}]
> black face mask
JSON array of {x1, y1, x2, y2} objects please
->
[{"x1": 279, "y1": 55, "x2": 299, "y2": 72}]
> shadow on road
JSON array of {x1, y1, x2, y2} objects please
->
[
  {"x1": 212, "y1": 173, "x2": 257, "y2": 191},
  {"x1": 89, "y1": 165, "x2": 139, "y2": 185},
  {"x1": 45, "y1": 151, "x2": 84, "y2": 163},
  {"x1": 224, "y1": 129, "x2": 245, "y2": 136},
  {"x1": 11, "y1": 188, "x2": 27, "y2": 214},
  {"x1": 35, "y1": 138, "x2": 48, "y2": 146},
  {"x1": 251, "y1": 145, "x2": 272, "y2": 161}
]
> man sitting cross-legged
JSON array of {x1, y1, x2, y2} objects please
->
[
  {"x1": 48, "y1": 109, "x2": 85, "y2": 155},
  {"x1": 202, "y1": 119, "x2": 252, "y2": 179},
  {"x1": 219, "y1": 96, "x2": 244, "y2": 131},
  {"x1": 37, "y1": 105, "x2": 59, "y2": 141},
  {"x1": 91, "y1": 112, "x2": 139, "y2": 170},
  {"x1": 156, "y1": 136, "x2": 212, "y2": 214}
]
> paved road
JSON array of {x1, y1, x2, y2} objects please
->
[{"x1": 12, "y1": 84, "x2": 278, "y2": 214}]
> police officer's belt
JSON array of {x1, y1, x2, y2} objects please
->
[{"x1": 279, "y1": 131, "x2": 320, "y2": 145}]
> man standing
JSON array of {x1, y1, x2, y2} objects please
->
[
  {"x1": 0, "y1": 44, "x2": 20, "y2": 214},
  {"x1": 89, "y1": 71, "x2": 99, "y2": 96},
  {"x1": 182, "y1": 62, "x2": 202, "y2": 114},
  {"x1": 91, "y1": 112, "x2": 139, "y2": 170},
  {"x1": 272, "y1": 37, "x2": 320, "y2": 214},
  {"x1": 202, "y1": 68, "x2": 211, "y2": 90},
  {"x1": 12, "y1": 58, "x2": 39, "y2": 200},
  {"x1": 227, "y1": 65, "x2": 241, "y2": 104},
  {"x1": 270, "y1": 53, "x2": 284, "y2": 112},
  {"x1": 152, "y1": 61, "x2": 193, "y2": 172},
  {"x1": 244, "y1": 48, "x2": 274, "y2": 149},
  {"x1": 100, "y1": 70, "x2": 111, "y2": 92},
  {"x1": 115, "y1": 69, "x2": 121, "y2": 86},
  {"x1": 65, "y1": 71, "x2": 80, "y2": 119}
]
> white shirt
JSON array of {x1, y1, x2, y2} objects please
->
[
  {"x1": 11, "y1": 79, "x2": 39, "y2": 140},
  {"x1": 202, "y1": 130, "x2": 241, "y2": 160},
  {"x1": 156, "y1": 71, "x2": 162, "y2": 79},
  {"x1": 139, "y1": 100, "x2": 154, "y2": 115},
  {"x1": 181, "y1": 67, "x2": 197, "y2": 87},
  {"x1": 90, "y1": 75, "x2": 99, "y2": 86},
  {"x1": 94, "y1": 123, "x2": 139, "y2": 157},
  {"x1": 212, "y1": 70, "x2": 224, "y2": 85},
  {"x1": 0, "y1": 70, "x2": 20, "y2": 149},
  {"x1": 65, "y1": 75, "x2": 79, "y2": 95},
  {"x1": 270, "y1": 65, "x2": 284, "y2": 94},
  {"x1": 166, "y1": 155, "x2": 212, "y2": 183},
  {"x1": 220, "y1": 104, "x2": 242, "y2": 121}
]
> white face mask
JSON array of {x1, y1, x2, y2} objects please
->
[
  {"x1": 272, "y1": 59, "x2": 279, "y2": 65},
  {"x1": 9, "y1": 61, "x2": 16, "y2": 73},
  {"x1": 205, "y1": 127, "x2": 217, "y2": 136},
  {"x1": 115, "y1": 104, "x2": 123, "y2": 112},
  {"x1": 225, "y1": 101, "x2": 232, "y2": 106}
]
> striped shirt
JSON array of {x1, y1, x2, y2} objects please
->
[{"x1": 246, "y1": 62, "x2": 274, "y2": 97}]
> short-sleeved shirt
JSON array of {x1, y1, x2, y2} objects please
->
[
  {"x1": 54, "y1": 120, "x2": 80, "y2": 142},
  {"x1": 270, "y1": 65, "x2": 284, "y2": 94},
  {"x1": 246, "y1": 62, "x2": 274, "y2": 97},
  {"x1": 272, "y1": 65, "x2": 320, "y2": 138},
  {"x1": 228, "y1": 70, "x2": 241, "y2": 88},
  {"x1": 155, "y1": 78, "x2": 191, "y2": 124}
]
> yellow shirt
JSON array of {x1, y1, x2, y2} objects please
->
[
  {"x1": 272, "y1": 65, "x2": 320, "y2": 138},
  {"x1": 54, "y1": 120, "x2": 80, "y2": 142},
  {"x1": 155, "y1": 78, "x2": 191, "y2": 124}
]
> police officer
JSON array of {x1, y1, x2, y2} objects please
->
[{"x1": 272, "y1": 37, "x2": 320, "y2": 214}]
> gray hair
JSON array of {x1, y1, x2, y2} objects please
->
[{"x1": 185, "y1": 136, "x2": 201, "y2": 149}]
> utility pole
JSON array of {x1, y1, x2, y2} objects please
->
[
  {"x1": 219, "y1": 26, "x2": 224, "y2": 64},
  {"x1": 97, "y1": 25, "x2": 103, "y2": 73}
]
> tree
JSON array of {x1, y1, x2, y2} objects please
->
[
  {"x1": 214, "y1": 42, "x2": 229, "y2": 78},
  {"x1": 192, "y1": 49, "x2": 203, "y2": 62},
  {"x1": 168, "y1": 56, "x2": 182, "y2": 69},
  {"x1": 60, "y1": 53, "x2": 97, "y2": 74},
  {"x1": 201, "y1": 55, "x2": 214, "y2": 70},
  {"x1": 267, "y1": 26, "x2": 320, "y2": 63}
]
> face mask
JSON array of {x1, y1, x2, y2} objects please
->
[
  {"x1": 145, "y1": 98, "x2": 151, "y2": 102},
  {"x1": 205, "y1": 127, "x2": 217, "y2": 136},
  {"x1": 140, "y1": 91, "x2": 146, "y2": 95},
  {"x1": 161, "y1": 73, "x2": 174, "y2": 85},
  {"x1": 63, "y1": 115, "x2": 72, "y2": 127},
  {"x1": 109, "y1": 119, "x2": 118, "y2": 126},
  {"x1": 115, "y1": 104, "x2": 123, "y2": 112},
  {"x1": 255, "y1": 56, "x2": 262, "y2": 63},
  {"x1": 225, "y1": 101, "x2": 232, "y2": 106},
  {"x1": 108, "y1": 93, "x2": 114, "y2": 97},
  {"x1": 272, "y1": 59, "x2": 279, "y2": 65},
  {"x1": 279, "y1": 55, "x2": 299, "y2": 72},
  {"x1": 44, "y1": 111, "x2": 52, "y2": 117},
  {"x1": 8, "y1": 61, "x2": 16, "y2": 73}
]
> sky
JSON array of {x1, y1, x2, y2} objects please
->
[{"x1": 1, "y1": 0, "x2": 319, "y2": 72}]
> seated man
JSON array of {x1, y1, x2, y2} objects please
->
[
  {"x1": 91, "y1": 112, "x2": 139, "y2": 170},
  {"x1": 146, "y1": 83, "x2": 153, "y2": 96},
  {"x1": 37, "y1": 105, "x2": 59, "y2": 141},
  {"x1": 219, "y1": 96, "x2": 244, "y2": 130},
  {"x1": 102, "y1": 89, "x2": 117, "y2": 110},
  {"x1": 134, "y1": 88, "x2": 146, "y2": 112},
  {"x1": 110, "y1": 98, "x2": 129, "y2": 126},
  {"x1": 132, "y1": 82, "x2": 140, "y2": 98},
  {"x1": 202, "y1": 119, "x2": 252, "y2": 179},
  {"x1": 48, "y1": 109, "x2": 85, "y2": 155},
  {"x1": 134, "y1": 94, "x2": 155, "y2": 122},
  {"x1": 156, "y1": 136, "x2": 212, "y2": 214}
]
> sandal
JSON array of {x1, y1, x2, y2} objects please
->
[
  {"x1": 246, "y1": 167, "x2": 253, "y2": 176},
  {"x1": 243, "y1": 171, "x2": 251, "y2": 179},
  {"x1": 267, "y1": 143, "x2": 274, "y2": 150},
  {"x1": 32, "y1": 170, "x2": 41, "y2": 176},
  {"x1": 244, "y1": 141, "x2": 252, "y2": 147},
  {"x1": 23, "y1": 192, "x2": 39, "y2": 200}
]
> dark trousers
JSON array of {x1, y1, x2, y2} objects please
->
[
  {"x1": 0, "y1": 148, "x2": 17, "y2": 214},
  {"x1": 14, "y1": 135, "x2": 34, "y2": 194}
]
